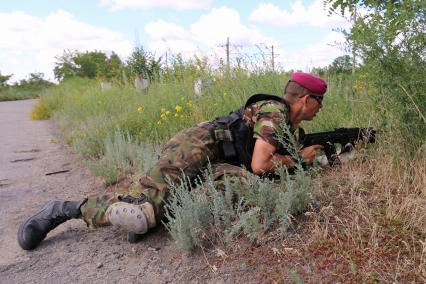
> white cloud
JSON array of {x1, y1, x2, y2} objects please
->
[
  {"x1": 144, "y1": 6, "x2": 278, "y2": 58},
  {"x1": 277, "y1": 31, "x2": 347, "y2": 71},
  {"x1": 190, "y1": 6, "x2": 276, "y2": 46},
  {"x1": 144, "y1": 20, "x2": 199, "y2": 56},
  {"x1": 249, "y1": 1, "x2": 350, "y2": 28},
  {"x1": 0, "y1": 10, "x2": 133, "y2": 82},
  {"x1": 100, "y1": 0, "x2": 211, "y2": 11},
  {"x1": 145, "y1": 20, "x2": 192, "y2": 41},
  {"x1": 143, "y1": 6, "x2": 345, "y2": 70}
]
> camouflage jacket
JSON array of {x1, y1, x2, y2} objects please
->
[{"x1": 243, "y1": 97, "x2": 292, "y2": 150}]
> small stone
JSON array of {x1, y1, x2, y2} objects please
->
[
  {"x1": 96, "y1": 262, "x2": 103, "y2": 269},
  {"x1": 148, "y1": 246, "x2": 160, "y2": 253}
]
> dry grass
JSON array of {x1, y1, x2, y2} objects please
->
[
  {"x1": 302, "y1": 148, "x2": 426, "y2": 282},
  {"x1": 207, "y1": 148, "x2": 426, "y2": 282}
]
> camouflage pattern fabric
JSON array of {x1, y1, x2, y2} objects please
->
[
  {"x1": 243, "y1": 99, "x2": 292, "y2": 149},
  {"x1": 80, "y1": 127, "x2": 249, "y2": 228},
  {"x1": 80, "y1": 193, "x2": 121, "y2": 228}
]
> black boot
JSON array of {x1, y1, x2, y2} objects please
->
[{"x1": 17, "y1": 200, "x2": 84, "y2": 250}]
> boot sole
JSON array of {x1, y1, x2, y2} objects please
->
[{"x1": 107, "y1": 202, "x2": 148, "y2": 234}]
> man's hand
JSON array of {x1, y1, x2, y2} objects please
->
[{"x1": 299, "y1": 145, "x2": 323, "y2": 165}]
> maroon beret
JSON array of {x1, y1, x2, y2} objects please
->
[{"x1": 290, "y1": 72, "x2": 327, "y2": 95}]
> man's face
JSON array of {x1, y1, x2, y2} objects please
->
[{"x1": 302, "y1": 94, "x2": 323, "y2": 120}]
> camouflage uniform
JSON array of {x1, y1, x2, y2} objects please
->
[{"x1": 80, "y1": 99, "x2": 291, "y2": 228}]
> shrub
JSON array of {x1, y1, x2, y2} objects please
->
[
  {"x1": 163, "y1": 162, "x2": 314, "y2": 252},
  {"x1": 30, "y1": 98, "x2": 52, "y2": 120}
]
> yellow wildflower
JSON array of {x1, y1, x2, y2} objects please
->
[
  {"x1": 186, "y1": 101, "x2": 193, "y2": 107},
  {"x1": 137, "y1": 106, "x2": 143, "y2": 113},
  {"x1": 161, "y1": 108, "x2": 166, "y2": 113},
  {"x1": 175, "y1": 105, "x2": 183, "y2": 113},
  {"x1": 166, "y1": 110, "x2": 171, "y2": 116},
  {"x1": 161, "y1": 113, "x2": 166, "y2": 119},
  {"x1": 157, "y1": 121, "x2": 162, "y2": 125},
  {"x1": 174, "y1": 113, "x2": 179, "y2": 117}
]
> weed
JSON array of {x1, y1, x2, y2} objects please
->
[
  {"x1": 89, "y1": 160, "x2": 118, "y2": 186},
  {"x1": 30, "y1": 98, "x2": 52, "y2": 120}
]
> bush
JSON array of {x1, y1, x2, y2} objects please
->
[
  {"x1": 30, "y1": 98, "x2": 52, "y2": 120},
  {"x1": 163, "y1": 163, "x2": 315, "y2": 253}
]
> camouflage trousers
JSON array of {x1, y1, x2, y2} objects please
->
[{"x1": 80, "y1": 125, "x2": 249, "y2": 228}]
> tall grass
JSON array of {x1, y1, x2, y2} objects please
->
[{"x1": 36, "y1": 72, "x2": 372, "y2": 157}]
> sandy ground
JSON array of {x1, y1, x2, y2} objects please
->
[{"x1": 0, "y1": 100, "x2": 247, "y2": 284}]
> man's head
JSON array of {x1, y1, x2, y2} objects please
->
[{"x1": 283, "y1": 72, "x2": 327, "y2": 123}]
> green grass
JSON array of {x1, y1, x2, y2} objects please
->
[
  {"x1": 35, "y1": 72, "x2": 377, "y2": 159},
  {"x1": 0, "y1": 88, "x2": 41, "y2": 101}
]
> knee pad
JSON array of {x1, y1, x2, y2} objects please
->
[{"x1": 106, "y1": 202, "x2": 153, "y2": 234}]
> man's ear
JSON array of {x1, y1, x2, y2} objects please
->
[{"x1": 300, "y1": 94, "x2": 309, "y2": 105}]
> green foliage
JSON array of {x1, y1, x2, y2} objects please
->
[
  {"x1": 106, "y1": 52, "x2": 123, "y2": 80},
  {"x1": 31, "y1": 97, "x2": 53, "y2": 120},
  {"x1": 0, "y1": 72, "x2": 53, "y2": 102},
  {"x1": 291, "y1": 270, "x2": 303, "y2": 284},
  {"x1": 275, "y1": 168, "x2": 313, "y2": 230},
  {"x1": 73, "y1": 51, "x2": 108, "y2": 79},
  {"x1": 37, "y1": 68, "x2": 294, "y2": 159},
  {"x1": 328, "y1": 55, "x2": 353, "y2": 74},
  {"x1": 54, "y1": 50, "x2": 123, "y2": 82},
  {"x1": 126, "y1": 46, "x2": 161, "y2": 82},
  {"x1": 89, "y1": 160, "x2": 118, "y2": 186},
  {"x1": 163, "y1": 174, "x2": 216, "y2": 252},
  {"x1": 163, "y1": 163, "x2": 314, "y2": 252},
  {"x1": 53, "y1": 50, "x2": 76, "y2": 81},
  {"x1": 326, "y1": 0, "x2": 426, "y2": 153},
  {"x1": 102, "y1": 130, "x2": 161, "y2": 175},
  {"x1": 17, "y1": 73, "x2": 54, "y2": 90},
  {"x1": 0, "y1": 71, "x2": 12, "y2": 87}
]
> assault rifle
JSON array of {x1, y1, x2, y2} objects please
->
[{"x1": 298, "y1": 127, "x2": 376, "y2": 166}]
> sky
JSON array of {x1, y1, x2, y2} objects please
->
[{"x1": 0, "y1": 0, "x2": 352, "y2": 82}]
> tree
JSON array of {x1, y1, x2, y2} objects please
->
[
  {"x1": 326, "y1": 0, "x2": 426, "y2": 144},
  {"x1": 126, "y1": 47, "x2": 162, "y2": 82},
  {"x1": 328, "y1": 55, "x2": 353, "y2": 74},
  {"x1": 18, "y1": 73, "x2": 53, "y2": 90},
  {"x1": 54, "y1": 50, "x2": 77, "y2": 81},
  {"x1": 0, "y1": 71, "x2": 13, "y2": 87},
  {"x1": 105, "y1": 52, "x2": 123, "y2": 80},
  {"x1": 54, "y1": 50, "x2": 124, "y2": 82},
  {"x1": 74, "y1": 51, "x2": 108, "y2": 79}
]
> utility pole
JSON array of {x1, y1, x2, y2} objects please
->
[
  {"x1": 271, "y1": 45, "x2": 275, "y2": 71},
  {"x1": 352, "y1": 5, "x2": 357, "y2": 74},
  {"x1": 226, "y1": 37, "x2": 230, "y2": 72}
]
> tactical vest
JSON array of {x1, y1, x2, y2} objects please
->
[{"x1": 204, "y1": 94, "x2": 291, "y2": 171}]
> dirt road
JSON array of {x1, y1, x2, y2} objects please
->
[{"x1": 0, "y1": 100, "x2": 240, "y2": 284}]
